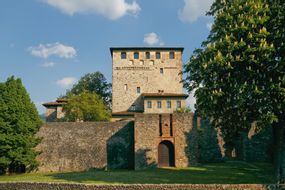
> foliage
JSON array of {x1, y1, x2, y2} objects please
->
[
  {"x1": 0, "y1": 77, "x2": 42, "y2": 174},
  {"x1": 67, "y1": 72, "x2": 112, "y2": 108},
  {"x1": 174, "y1": 106, "x2": 192, "y2": 113},
  {"x1": 0, "y1": 162, "x2": 274, "y2": 184},
  {"x1": 63, "y1": 92, "x2": 111, "y2": 122},
  {"x1": 183, "y1": 0, "x2": 284, "y2": 182}
]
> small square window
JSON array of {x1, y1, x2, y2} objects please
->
[
  {"x1": 131, "y1": 105, "x2": 136, "y2": 111},
  {"x1": 160, "y1": 68, "x2": 164, "y2": 74},
  {"x1": 157, "y1": 101, "x2": 162, "y2": 109},
  {"x1": 121, "y1": 52, "x2": 126, "y2": 59},
  {"x1": 176, "y1": 101, "x2": 181, "y2": 109},
  {"x1": 156, "y1": 52, "x2": 161, "y2": 59},
  {"x1": 147, "y1": 101, "x2": 152, "y2": 108},
  {"x1": 169, "y1": 52, "x2": 175, "y2": 59},
  {"x1": 134, "y1": 52, "x2": 139, "y2": 59},
  {"x1": 137, "y1": 87, "x2": 141, "y2": 94},
  {"x1": 167, "y1": 101, "x2": 171, "y2": 108}
]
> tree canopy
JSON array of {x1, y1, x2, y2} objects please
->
[
  {"x1": 0, "y1": 77, "x2": 42, "y2": 174},
  {"x1": 63, "y1": 92, "x2": 111, "y2": 122},
  {"x1": 184, "y1": 0, "x2": 284, "y2": 183},
  {"x1": 67, "y1": 72, "x2": 112, "y2": 108}
]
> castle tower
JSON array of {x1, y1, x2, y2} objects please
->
[{"x1": 111, "y1": 47, "x2": 188, "y2": 120}]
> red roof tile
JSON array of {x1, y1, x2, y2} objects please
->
[{"x1": 142, "y1": 93, "x2": 189, "y2": 98}]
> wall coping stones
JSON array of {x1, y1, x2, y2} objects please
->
[{"x1": 0, "y1": 182, "x2": 284, "y2": 190}]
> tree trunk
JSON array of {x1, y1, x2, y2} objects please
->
[{"x1": 272, "y1": 121, "x2": 285, "y2": 184}]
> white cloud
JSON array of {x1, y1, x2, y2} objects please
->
[
  {"x1": 206, "y1": 22, "x2": 213, "y2": 30},
  {"x1": 143, "y1": 32, "x2": 164, "y2": 46},
  {"x1": 178, "y1": 0, "x2": 213, "y2": 23},
  {"x1": 184, "y1": 88, "x2": 196, "y2": 111},
  {"x1": 42, "y1": 61, "x2": 56, "y2": 67},
  {"x1": 56, "y1": 77, "x2": 77, "y2": 88},
  {"x1": 28, "y1": 42, "x2": 76, "y2": 59},
  {"x1": 43, "y1": 0, "x2": 141, "y2": 20}
]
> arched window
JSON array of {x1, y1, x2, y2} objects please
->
[
  {"x1": 156, "y1": 52, "x2": 161, "y2": 59},
  {"x1": 146, "y1": 52, "x2": 150, "y2": 59},
  {"x1": 169, "y1": 52, "x2": 175, "y2": 59},
  {"x1": 134, "y1": 52, "x2": 139, "y2": 59},
  {"x1": 121, "y1": 52, "x2": 126, "y2": 59}
]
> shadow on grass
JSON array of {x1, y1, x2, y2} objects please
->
[{"x1": 45, "y1": 162, "x2": 274, "y2": 184}]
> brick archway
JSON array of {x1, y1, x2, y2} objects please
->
[{"x1": 158, "y1": 140, "x2": 175, "y2": 167}]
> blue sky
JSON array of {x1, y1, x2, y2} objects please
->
[{"x1": 0, "y1": 0, "x2": 213, "y2": 114}]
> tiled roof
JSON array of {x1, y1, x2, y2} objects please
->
[
  {"x1": 142, "y1": 93, "x2": 189, "y2": 98},
  {"x1": 42, "y1": 99, "x2": 67, "y2": 107}
]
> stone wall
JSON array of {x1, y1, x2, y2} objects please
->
[
  {"x1": 0, "y1": 183, "x2": 283, "y2": 190},
  {"x1": 134, "y1": 113, "x2": 198, "y2": 169},
  {"x1": 174, "y1": 113, "x2": 198, "y2": 167},
  {"x1": 196, "y1": 117, "x2": 273, "y2": 163},
  {"x1": 36, "y1": 121, "x2": 134, "y2": 172}
]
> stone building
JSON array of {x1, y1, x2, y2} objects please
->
[
  {"x1": 39, "y1": 47, "x2": 272, "y2": 172},
  {"x1": 42, "y1": 99, "x2": 67, "y2": 122},
  {"x1": 111, "y1": 47, "x2": 188, "y2": 120}
]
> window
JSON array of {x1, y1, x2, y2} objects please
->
[
  {"x1": 129, "y1": 60, "x2": 134, "y2": 65},
  {"x1": 160, "y1": 68, "x2": 164, "y2": 74},
  {"x1": 156, "y1": 52, "x2": 161, "y2": 59},
  {"x1": 147, "y1": 101, "x2": 152, "y2": 108},
  {"x1": 131, "y1": 105, "x2": 136, "y2": 111},
  {"x1": 167, "y1": 101, "x2": 171, "y2": 108},
  {"x1": 134, "y1": 52, "x2": 139, "y2": 59},
  {"x1": 121, "y1": 52, "x2": 126, "y2": 59},
  {"x1": 150, "y1": 60, "x2": 154, "y2": 65},
  {"x1": 176, "y1": 101, "x2": 181, "y2": 109},
  {"x1": 139, "y1": 60, "x2": 144, "y2": 65},
  {"x1": 146, "y1": 52, "x2": 150, "y2": 59},
  {"x1": 137, "y1": 87, "x2": 141, "y2": 94},
  {"x1": 169, "y1": 52, "x2": 175, "y2": 59},
  {"x1": 124, "y1": 84, "x2": 128, "y2": 91},
  {"x1": 157, "y1": 101, "x2": 162, "y2": 109}
]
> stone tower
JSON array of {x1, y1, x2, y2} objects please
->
[{"x1": 110, "y1": 47, "x2": 188, "y2": 120}]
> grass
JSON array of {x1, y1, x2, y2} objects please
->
[{"x1": 0, "y1": 161, "x2": 274, "y2": 184}]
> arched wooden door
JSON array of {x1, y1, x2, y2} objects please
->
[{"x1": 158, "y1": 141, "x2": 175, "y2": 167}]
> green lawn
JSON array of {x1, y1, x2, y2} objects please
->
[{"x1": 0, "y1": 161, "x2": 274, "y2": 184}]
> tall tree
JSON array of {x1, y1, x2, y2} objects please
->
[
  {"x1": 184, "y1": 0, "x2": 284, "y2": 183},
  {"x1": 0, "y1": 77, "x2": 42, "y2": 174},
  {"x1": 67, "y1": 72, "x2": 112, "y2": 108},
  {"x1": 64, "y1": 92, "x2": 111, "y2": 122}
]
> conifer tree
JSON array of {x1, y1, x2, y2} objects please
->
[
  {"x1": 184, "y1": 0, "x2": 284, "y2": 183},
  {"x1": 0, "y1": 77, "x2": 42, "y2": 174}
]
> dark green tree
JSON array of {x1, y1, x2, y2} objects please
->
[
  {"x1": 64, "y1": 92, "x2": 111, "y2": 122},
  {"x1": 0, "y1": 77, "x2": 42, "y2": 174},
  {"x1": 67, "y1": 72, "x2": 112, "y2": 108},
  {"x1": 184, "y1": 0, "x2": 284, "y2": 183}
]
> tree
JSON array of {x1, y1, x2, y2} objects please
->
[
  {"x1": 63, "y1": 92, "x2": 111, "y2": 122},
  {"x1": 174, "y1": 106, "x2": 192, "y2": 113},
  {"x1": 67, "y1": 72, "x2": 112, "y2": 108},
  {"x1": 184, "y1": 0, "x2": 284, "y2": 183},
  {"x1": 0, "y1": 77, "x2": 42, "y2": 174}
]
